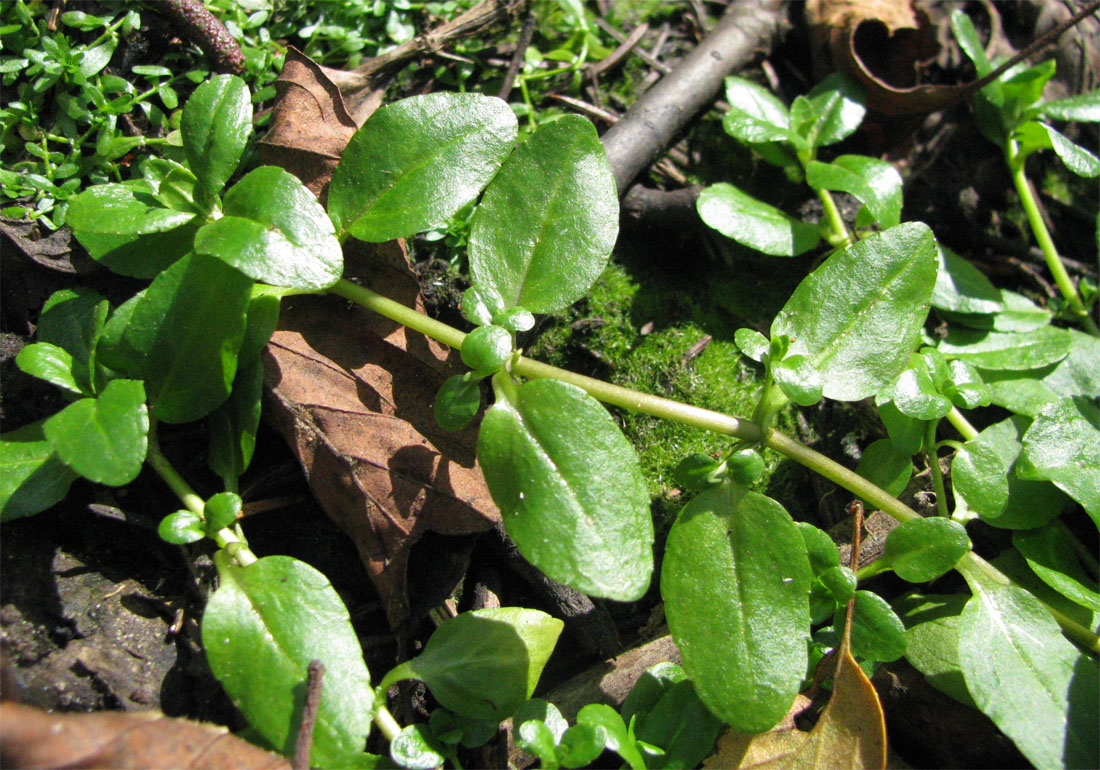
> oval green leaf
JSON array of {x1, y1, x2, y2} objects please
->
[
  {"x1": 112, "y1": 253, "x2": 253, "y2": 424},
  {"x1": 42, "y1": 379, "x2": 147, "y2": 486},
  {"x1": 939, "y1": 326, "x2": 1072, "y2": 371},
  {"x1": 460, "y1": 324, "x2": 512, "y2": 375},
  {"x1": 195, "y1": 166, "x2": 343, "y2": 289},
  {"x1": 1013, "y1": 525, "x2": 1100, "y2": 612},
  {"x1": 15, "y1": 342, "x2": 85, "y2": 396},
  {"x1": 892, "y1": 591, "x2": 975, "y2": 707},
  {"x1": 697, "y1": 182, "x2": 820, "y2": 256},
  {"x1": 469, "y1": 115, "x2": 618, "y2": 313},
  {"x1": 931, "y1": 245, "x2": 1004, "y2": 315},
  {"x1": 67, "y1": 182, "x2": 195, "y2": 236},
  {"x1": 836, "y1": 590, "x2": 907, "y2": 663},
  {"x1": 805, "y1": 155, "x2": 902, "y2": 228},
  {"x1": 330, "y1": 92, "x2": 517, "y2": 242},
  {"x1": 400, "y1": 607, "x2": 563, "y2": 721},
  {"x1": 434, "y1": 374, "x2": 482, "y2": 433},
  {"x1": 880, "y1": 517, "x2": 970, "y2": 582},
  {"x1": 1018, "y1": 396, "x2": 1100, "y2": 523},
  {"x1": 158, "y1": 510, "x2": 205, "y2": 545},
  {"x1": 662, "y1": 485, "x2": 811, "y2": 733},
  {"x1": 854, "y1": 439, "x2": 913, "y2": 504},
  {"x1": 202, "y1": 553, "x2": 376, "y2": 769},
  {"x1": 771, "y1": 222, "x2": 937, "y2": 401},
  {"x1": 952, "y1": 415, "x2": 1068, "y2": 529},
  {"x1": 958, "y1": 575, "x2": 1099, "y2": 770},
  {"x1": 477, "y1": 377, "x2": 653, "y2": 600},
  {"x1": 0, "y1": 420, "x2": 78, "y2": 522},
  {"x1": 722, "y1": 76, "x2": 792, "y2": 143},
  {"x1": 181, "y1": 74, "x2": 252, "y2": 200}
]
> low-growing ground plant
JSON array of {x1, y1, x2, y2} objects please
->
[{"x1": 2, "y1": 7, "x2": 1098, "y2": 769}]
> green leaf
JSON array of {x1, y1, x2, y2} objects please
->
[
  {"x1": 931, "y1": 246, "x2": 1003, "y2": 315},
  {"x1": 805, "y1": 155, "x2": 902, "y2": 228},
  {"x1": 434, "y1": 374, "x2": 482, "y2": 432},
  {"x1": 16, "y1": 342, "x2": 85, "y2": 396},
  {"x1": 390, "y1": 725, "x2": 445, "y2": 770},
  {"x1": 697, "y1": 183, "x2": 820, "y2": 256},
  {"x1": 0, "y1": 420, "x2": 78, "y2": 521},
  {"x1": 800, "y1": 73, "x2": 866, "y2": 148},
  {"x1": 517, "y1": 721, "x2": 560, "y2": 770},
  {"x1": 195, "y1": 166, "x2": 343, "y2": 289},
  {"x1": 819, "y1": 565, "x2": 857, "y2": 605},
  {"x1": 36, "y1": 287, "x2": 109, "y2": 391},
  {"x1": 515, "y1": 699, "x2": 568, "y2": 742},
  {"x1": 469, "y1": 115, "x2": 617, "y2": 313},
  {"x1": 854, "y1": 439, "x2": 913, "y2": 503},
  {"x1": 892, "y1": 591, "x2": 975, "y2": 707},
  {"x1": 951, "y1": 10, "x2": 992, "y2": 76},
  {"x1": 621, "y1": 662, "x2": 687, "y2": 727},
  {"x1": 1018, "y1": 396, "x2": 1100, "y2": 523},
  {"x1": 875, "y1": 397, "x2": 924, "y2": 456},
  {"x1": 1013, "y1": 526, "x2": 1100, "y2": 612},
  {"x1": 460, "y1": 324, "x2": 512, "y2": 375},
  {"x1": 773, "y1": 354, "x2": 823, "y2": 406},
  {"x1": 726, "y1": 448, "x2": 766, "y2": 485},
  {"x1": 662, "y1": 485, "x2": 811, "y2": 733},
  {"x1": 576, "y1": 704, "x2": 646, "y2": 770},
  {"x1": 386, "y1": 607, "x2": 563, "y2": 721},
  {"x1": 43, "y1": 379, "x2": 147, "y2": 486},
  {"x1": 980, "y1": 328, "x2": 1100, "y2": 416},
  {"x1": 721, "y1": 76, "x2": 792, "y2": 143},
  {"x1": 204, "y1": 491, "x2": 242, "y2": 533},
  {"x1": 67, "y1": 182, "x2": 195, "y2": 236},
  {"x1": 633, "y1": 677, "x2": 723, "y2": 770},
  {"x1": 734, "y1": 328, "x2": 769, "y2": 362},
  {"x1": 837, "y1": 590, "x2": 906, "y2": 663},
  {"x1": 557, "y1": 723, "x2": 605, "y2": 768},
  {"x1": 1039, "y1": 90, "x2": 1100, "y2": 122},
  {"x1": 880, "y1": 517, "x2": 970, "y2": 582},
  {"x1": 958, "y1": 572, "x2": 1099, "y2": 770},
  {"x1": 181, "y1": 74, "x2": 252, "y2": 201},
  {"x1": 797, "y1": 521, "x2": 841, "y2": 577},
  {"x1": 477, "y1": 377, "x2": 653, "y2": 601},
  {"x1": 74, "y1": 219, "x2": 202, "y2": 279},
  {"x1": 889, "y1": 365, "x2": 951, "y2": 420},
  {"x1": 772, "y1": 222, "x2": 937, "y2": 401},
  {"x1": 330, "y1": 93, "x2": 517, "y2": 242},
  {"x1": 1036, "y1": 122, "x2": 1100, "y2": 177},
  {"x1": 461, "y1": 285, "x2": 504, "y2": 327},
  {"x1": 157, "y1": 510, "x2": 205, "y2": 544},
  {"x1": 952, "y1": 415, "x2": 1068, "y2": 529},
  {"x1": 208, "y1": 293, "x2": 280, "y2": 483},
  {"x1": 938, "y1": 325, "x2": 1072, "y2": 371},
  {"x1": 110, "y1": 254, "x2": 253, "y2": 424},
  {"x1": 202, "y1": 553, "x2": 376, "y2": 769}
]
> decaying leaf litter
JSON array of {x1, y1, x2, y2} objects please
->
[{"x1": 1, "y1": 0, "x2": 1098, "y2": 768}]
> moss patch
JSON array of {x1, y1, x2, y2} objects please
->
[{"x1": 526, "y1": 243, "x2": 822, "y2": 528}]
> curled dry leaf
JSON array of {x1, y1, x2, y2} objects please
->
[
  {"x1": 263, "y1": 243, "x2": 500, "y2": 628},
  {"x1": 0, "y1": 701, "x2": 290, "y2": 769},
  {"x1": 806, "y1": 0, "x2": 953, "y2": 116},
  {"x1": 255, "y1": 48, "x2": 382, "y2": 202},
  {"x1": 703, "y1": 695, "x2": 812, "y2": 769}
]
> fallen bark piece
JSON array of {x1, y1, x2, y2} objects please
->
[{"x1": 0, "y1": 701, "x2": 290, "y2": 769}]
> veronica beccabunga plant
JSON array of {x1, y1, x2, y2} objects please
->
[{"x1": 2, "y1": 56, "x2": 1097, "y2": 770}]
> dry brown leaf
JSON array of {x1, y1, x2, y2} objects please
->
[
  {"x1": 0, "y1": 701, "x2": 290, "y2": 769},
  {"x1": 806, "y1": 0, "x2": 952, "y2": 116},
  {"x1": 263, "y1": 244, "x2": 499, "y2": 628},
  {"x1": 255, "y1": 48, "x2": 382, "y2": 201},
  {"x1": 703, "y1": 695, "x2": 812, "y2": 768}
]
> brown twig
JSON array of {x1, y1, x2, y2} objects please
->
[
  {"x1": 354, "y1": 0, "x2": 527, "y2": 79},
  {"x1": 588, "y1": 22, "x2": 650, "y2": 79},
  {"x1": 292, "y1": 659, "x2": 326, "y2": 770},
  {"x1": 601, "y1": 0, "x2": 787, "y2": 196},
  {"x1": 150, "y1": 0, "x2": 244, "y2": 75},
  {"x1": 497, "y1": 11, "x2": 537, "y2": 99}
]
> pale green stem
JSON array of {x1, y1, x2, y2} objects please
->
[
  {"x1": 146, "y1": 425, "x2": 257, "y2": 567},
  {"x1": 330, "y1": 280, "x2": 1100, "y2": 647},
  {"x1": 1007, "y1": 139, "x2": 1099, "y2": 335},
  {"x1": 946, "y1": 406, "x2": 979, "y2": 442},
  {"x1": 374, "y1": 704, "x2": 402, "y2": 742},
  {"x1": 959, "y1": 553, "x2": 1100, "y2": 654},
  {"x1": 926, "y1": 420, "x2": 951, "y2": 518},
  {"x1": 817, "y1": 188, "x2": 852, "y2": 248}
]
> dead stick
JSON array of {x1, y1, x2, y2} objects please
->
[
  {"x1": 150, "y1": 0, "x2": 244, "y2": 75},
  {"x1": 293, "y1": 659, "x2": 326, "y2": 770}
]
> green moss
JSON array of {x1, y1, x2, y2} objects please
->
[{"x1": 527, "y1": 249, "x2": 817, "y2": 529}]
